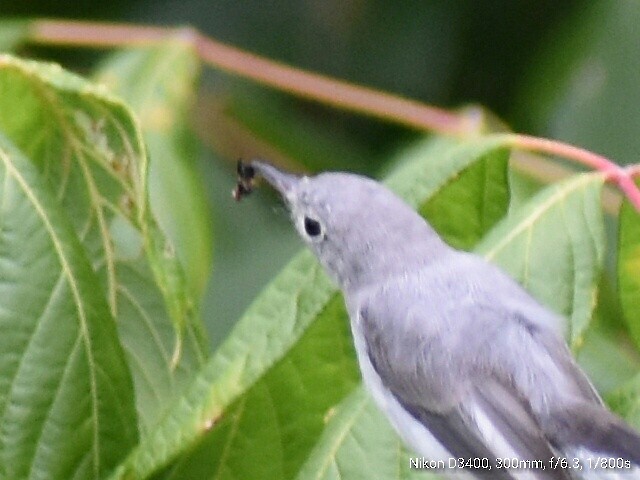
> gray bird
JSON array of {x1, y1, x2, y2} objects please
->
[{"x1": 235, "y1": 160, "x2": 640, "y2": 479}]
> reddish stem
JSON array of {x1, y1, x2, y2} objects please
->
[
  {"x1": 29, "y1": 20, "x2": 470, "y2": 136},
  {"x1": 506, "y1": 134, "x2": 640, "y2": 211},
  {"x1": 26, "y1": 19, "x2": 640, "y2": 211}
]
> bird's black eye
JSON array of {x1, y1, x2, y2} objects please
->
[{"x1": 304, "y1": 216, "x2": 322, "y2": 237}]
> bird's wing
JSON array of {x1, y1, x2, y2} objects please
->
[
  {"x1": 360, "y1": 300, "x2": 572, "y2": 480},
  {"x1": 399, "y1": 380, "x2": 570, "y2": 480},
  {"x1": 525, "y1": 324, "x2": 602, "y2": 405}
]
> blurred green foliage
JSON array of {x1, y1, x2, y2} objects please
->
[
  {"x1": 2, "y1": 0, "x2": 617, "y2": 344},
  {"x1": 1, "y1": 1, "x2": 640, "y2": 478}
]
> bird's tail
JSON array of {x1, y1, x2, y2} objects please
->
[{"x1": 542, "y1": 402, "x2": 640, "y2": 477}]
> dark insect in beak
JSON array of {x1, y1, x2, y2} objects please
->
[{"x1": 233, "y1": 160, "x2": 256, "y2": 201}]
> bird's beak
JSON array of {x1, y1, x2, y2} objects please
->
[
  {"x1": 235, "y1": 160, "x2": 300, "y2": 203},
  {"x1": 248, "y1": 160, "x2": 300, "y2": 202}
]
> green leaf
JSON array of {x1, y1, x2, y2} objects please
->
[
  {"x1": 0, "y1": 54, "x2": 207, "y2": 436},
  {"x1": 476, "y1": 173, "x2": 606, "y2": 346},
  {"x1": 159, "y1": 295, "x2": 360, "y2": 480},
  {"x1": 420, "y1": 146, "x2": 509, "y2": 249},
  {"x1": 576, "y1": 324, "x2": 640, "y2": 396},
  {"x1": 618, "y1": 186, "x2": 640, "y2": 351},
  {"x1": 113, "y1": 257, "x2": 207, "y2": 436},
  {"x1": 111, "y1": 135, "x2": 512, "y2": 480},
  {"x1": 0, "y1": 20, "x2": 28, "y2": 52},
  {"x1": 0, "y1": 136, "x2": 137, "y2": 479},
  {"x1": 115, "y1": 253, "x2": 337, "y2": 480},
  {"x1": 94, "y1": 39, "x2": 213, "y2": 304},
  {"x1": 0, "y1": 53, "x2": 147, "y2": 311},
  {"x1": 506, "y1": 160, "x2": 551, "y2": 214},
  {"x1": 607, "y1": 372, "x2": 640, "y2": 430},
  {"x1": 386, "y1": 136, "x2": 510, "y2": 248},
  {"x1": 295, "y1": 387, "x2": 437, "y2": 480}
]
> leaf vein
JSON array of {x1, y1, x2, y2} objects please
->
[{"x1": 0, "y1": 150, "x2": 102, "y2": 477}]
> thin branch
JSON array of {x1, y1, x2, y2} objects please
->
[
  {"x1": 627, "y1": 164, "x2": 640, "y2": 177},
  {"x1": 504, "y1": 134, "x2": 640, "y2": 211},
  {"x1": 505, "y1": 134, "x2": 622, "y2": 175},
  {"x1": 28, "y1": 20, "x2": 171, "y2": 46},
  {"x1": 510, "y1": 152, "x2": 622, "y2": 215},
  {"x1": 616, "y1": 173, "x2": 640, "y2": 211},
  {"x1": 29, "y1": 20, "x2": 471, "y2": 136},
  {"x1": 26, "y1": 19, "x2": 640, "y2": 211}
]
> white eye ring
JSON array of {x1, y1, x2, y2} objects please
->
[{"x1": 303, "y1": 216, "x2": 324, "y2": 240}]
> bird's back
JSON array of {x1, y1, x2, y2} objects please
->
[{"x1": 348, "y1": 250, "x2": 640, "y2": 478}]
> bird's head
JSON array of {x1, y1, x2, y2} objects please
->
[{"x1": 235, "y1": 160, "x2": 447, "y2": 291}]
